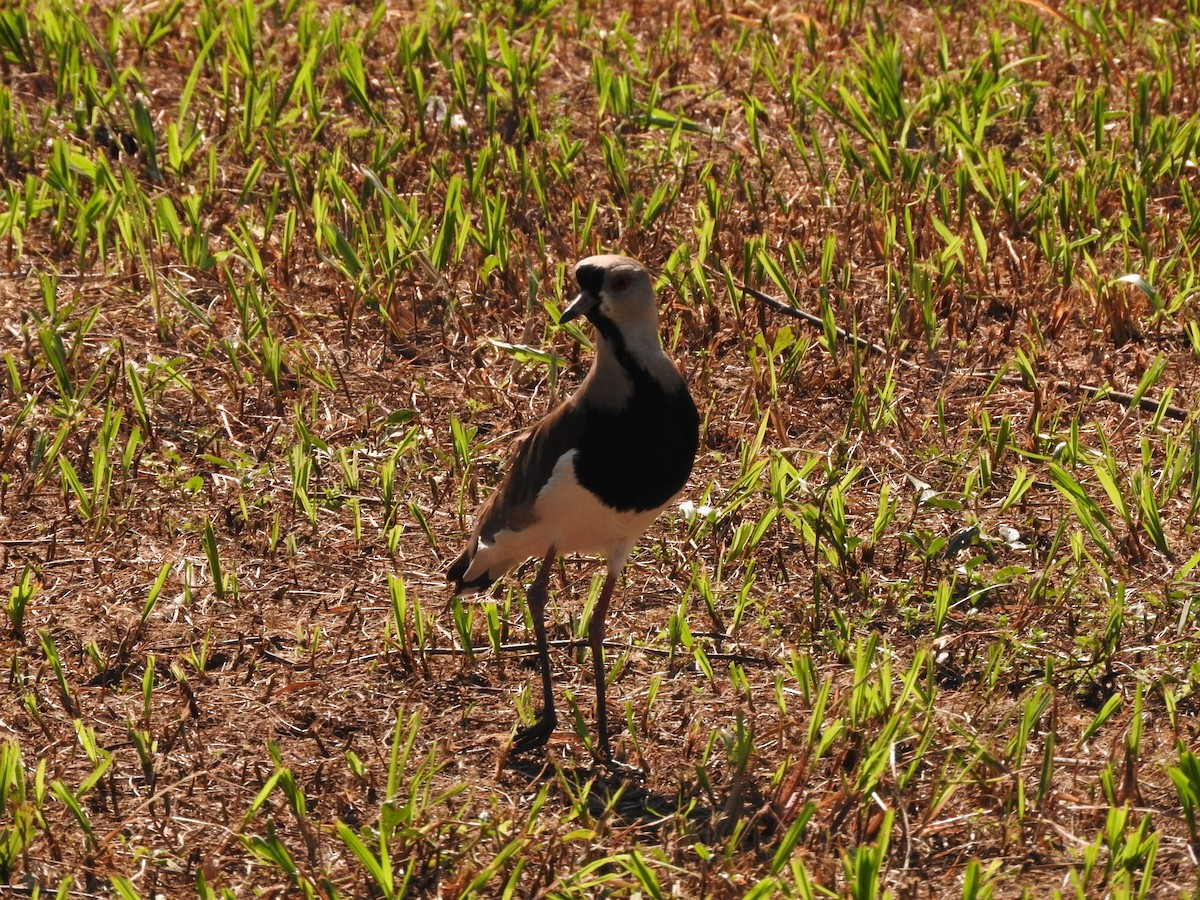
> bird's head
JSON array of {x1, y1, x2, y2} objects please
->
[{"x1": 560, "y1": 255, "x2": 658, "y2": 337}]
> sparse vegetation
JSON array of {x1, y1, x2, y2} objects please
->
[{"x1": 1, "y1": 0, "x2": 1199, "y2": 896}]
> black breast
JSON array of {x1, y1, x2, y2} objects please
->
[{"x1": 573, "y1": 380, "x2": 699, "y2": 513}]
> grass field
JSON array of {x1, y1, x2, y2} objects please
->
[{"x1": 2, "y1": 0, "x2": 1200, "y2": 896}]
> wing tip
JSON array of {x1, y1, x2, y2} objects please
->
[{"x1": 446, "y1": 549, "x2": 498, "y2": 596}]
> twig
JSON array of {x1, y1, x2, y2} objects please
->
[
  {"x1": 715, "y1": 264, "x2": 1191, "y2": 422},
  {"x1": 706, "y1": 263, "x2": 915, "y2": 367},
  {"x1": 995, "y1": 372, "x2": 1191, "y2": 422},
  {"x1": 0, "y1": 538, "x2": 86, "y2": 546},
  {"x1": 391, "y1": 638, "x2": 777, "y2": 667}
]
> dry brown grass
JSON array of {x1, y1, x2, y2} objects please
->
[{"x1": 1, "y1": 0, "x2": 1199, "y2": 896}]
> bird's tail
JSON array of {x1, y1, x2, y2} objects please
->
[{"x1": 446, "y1": 548, "x2": 498, "y2": 596}]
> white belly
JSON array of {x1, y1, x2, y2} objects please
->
[
  {"x1": 533, "y1": 451, "x2": 664, "y2": 561},
  {"x1": 465, "y1": 450, "x2": 666, "y2": 584}
]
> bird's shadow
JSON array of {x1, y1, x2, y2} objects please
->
[{"x1": 504, "y1": 753, "x2": 711, "y2": 832}]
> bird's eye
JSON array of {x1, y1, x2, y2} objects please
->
[{"x1": 610, "y1": 272, "x2": 632, "y2": 292}]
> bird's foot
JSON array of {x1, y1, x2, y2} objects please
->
[
  {"x1": 594, "y1": 753, "x2": 644, "y2": 780},
  {"x1": 510, "y1": 711, "x2": 557, "y2": 755},
  {"x1": 593, "y1": 738, "x2": 645, "y2": 780}
]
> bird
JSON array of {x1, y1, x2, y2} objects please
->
[{"x1": 447, "y1": 254, "x2": 700, "y2": 765}]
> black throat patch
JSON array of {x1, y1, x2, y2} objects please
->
[{"x1": 572, "y1": 312, "x2": 699, "y2": 512}]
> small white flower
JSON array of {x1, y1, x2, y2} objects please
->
[
  {"x1": 998, "y1": 525, "x2": 1028, "y2": 549},
  {"x1": 907, "y1": 475, "x2": 938, "y2": 504},
  {"x1": 678, "y1": 500, "x2": 714, "y2": 521},
  {"x1": 425, "y1": 96, "x2": 447, "y2": 121}
]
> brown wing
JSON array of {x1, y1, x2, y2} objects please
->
[
  {"x1": 447, "y1": 396, "x2": 588, "y2": 590},
  {"x1": 471, "y1": 396, "x2": 587, "y2": 543}
]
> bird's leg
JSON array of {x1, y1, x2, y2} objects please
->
[
  {"x1": 588, "y1": 570, "x2": 621, "y2": 764},
  {"x1": 511, "y1": 547, "x2": 558, "y2": 754}
]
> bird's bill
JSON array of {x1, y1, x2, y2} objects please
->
[{"x1": 559, "y1": 291, "x2": 599, "y2": 324}]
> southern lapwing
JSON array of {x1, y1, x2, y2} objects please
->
[{"x1": 447, "y1": 254, "x2": 700, "y2": 764}]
